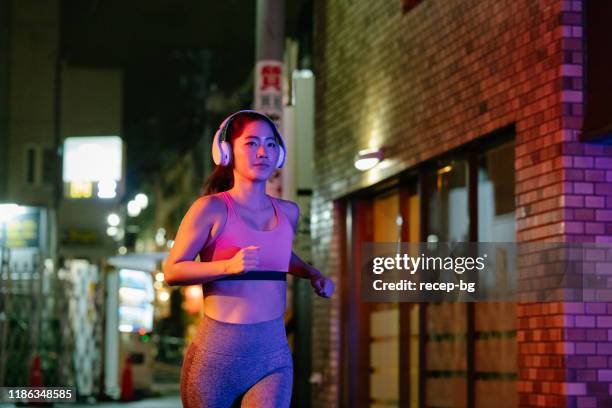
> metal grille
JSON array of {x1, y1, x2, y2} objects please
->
[{"x1": 0, "y1": 247, "x2": 76, "y2": 389}]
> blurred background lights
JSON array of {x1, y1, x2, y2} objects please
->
[
  {"x1": 107, "y1": 213, "x2": 120, "y2": 227},
  {"x1": 97, "y1": 179, "x2": 117, "y2": 199},
  {"x1": 155, "y1": 228, "x2": 166, "y2": 247},
  {"x1": 114, "y1": 228, "x2": 125, "y2": 241},
  {"x1": 0, "y1": 204, "x2": 26, "y2": 222},
  {"x1": 127, "y1": 200, "x2": 141, "y2": 217},
  {"x1": 127, "y1": 193, "x2": 148, "y2": 217},
  {"x1": 118, "y1": 324, "x2": 133, "y2": 333},
  {"x1": 135, "y1": 193, "x2": 148, "y2": 209},
  {"x1": 158, "y1": 291, "x2": 170, "y2": 302}
]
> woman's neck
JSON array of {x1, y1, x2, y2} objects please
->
[{"x1": 227, "y1": 183, "x2": 270, "y2": 210}]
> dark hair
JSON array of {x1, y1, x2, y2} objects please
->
[{"x1": 201, "y1": 112, "x2": 277, "y2": 196}]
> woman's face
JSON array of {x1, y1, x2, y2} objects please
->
[{"x1": 231, "y1": 119, "x2": 280, "y2": 182}]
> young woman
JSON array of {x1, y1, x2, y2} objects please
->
[{"x1": 164, "y1": 110, "x2": 335, "y2": 407}]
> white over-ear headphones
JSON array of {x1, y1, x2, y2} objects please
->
[{"x1": 211, "y1": 110, "x2": 286, "y2": 168}]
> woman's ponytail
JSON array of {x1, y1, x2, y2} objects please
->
[{"x1": 201, "y1": 165, "x2": 234, "y2": 196}]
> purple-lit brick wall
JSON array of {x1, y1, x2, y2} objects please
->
[{"x1": 312, "y1": 0, "x2": 612, "y2": 407}]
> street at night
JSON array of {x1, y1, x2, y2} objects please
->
[{"x1": 2, "y1": 0, "x2": 612, "y2": 407}]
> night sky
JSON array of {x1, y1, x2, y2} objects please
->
[
  {"x1": 60, "y1": 0, "x2": 295, "y2": 195},
  {"x1": 61, "y1": 0, "x2": 256, "y2": 89}
]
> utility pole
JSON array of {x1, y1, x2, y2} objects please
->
[{"x1": 254, "y1": 0, "x2": 285, "y2": 198}]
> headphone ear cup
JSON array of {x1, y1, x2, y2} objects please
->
[
  {"x1": 219, "y1": 140, "x2": 232, "y2": 166},
  {"x1": 212, "y1": 129, "x2": 232, "y2": 166},
  {"x1": 212, "y1": 129, "x2": 222, "y2": 165},
  {"x1": 276, "y1": 145, "x2": 286, "y2": 168}
]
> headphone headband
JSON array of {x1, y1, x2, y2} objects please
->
[{"x1": 218, "y1": 110, "x2": 282, "y2": 145}]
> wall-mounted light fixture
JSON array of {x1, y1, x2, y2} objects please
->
[{"x1": 354, "y1": 147, "x2": 384, "y2": 171}]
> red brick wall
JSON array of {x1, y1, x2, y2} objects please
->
[{"x1": 312, "y1": 0, "x2": 612, "y2": 407}]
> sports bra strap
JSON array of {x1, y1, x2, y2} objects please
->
[
  {"x1": 213, "y1": 270, "x2": 287, "y2": 282},
  {"x1": 269, "y1": 196, "x2": 281, "y2": 217},
  {"x1": 220, "y1": 191, "x2": 238, "y2": 218}
]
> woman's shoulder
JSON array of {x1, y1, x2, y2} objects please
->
[
  {"x1": 273, "y1": 197, "x2": 299, "y2": 232},
  {"x1": 192, "y1": 192, "x2": 225, "y2": 208},
  {"x1": 188, "y1": 193, "x2": 229, "y2": 220}
]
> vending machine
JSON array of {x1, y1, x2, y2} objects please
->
[{"x1": 104, "y1": 253, "x2": 167, "y2": 399}]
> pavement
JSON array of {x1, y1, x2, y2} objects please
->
[
  {"x1": 1, "y1": 360, "x2": 183, "y2": 408},
  {"x1": 0, "y1": 394, "x2": 182, "y2": 408},
  {"x1": 56, "y1": 394, "x2": 182, "y2": 407}
]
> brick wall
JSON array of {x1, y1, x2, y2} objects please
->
[{"x1": 312, "y1": 0, "x2": 612, "y2": 407}]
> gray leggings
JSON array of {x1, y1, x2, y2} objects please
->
[{"x1": 180, "y1": 312, "x2": 293, "y2": 408}]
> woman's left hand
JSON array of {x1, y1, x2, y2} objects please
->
[{"x1": 310, "y1": 274, "x2": 335, "y2": 298}]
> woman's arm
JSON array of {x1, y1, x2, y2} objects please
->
[
  {"x1": 282, "y1": 199, "x2": 335, "y2": 298},
  {"x1": 288, "y1": 250, "x2": 322, "y2": 280},
  {"x1": 289, "y1": 250, "x2": 335, "y2": 297},
  {"x1": 163, "y1": 195, "x2": 233, "y2": 286}
]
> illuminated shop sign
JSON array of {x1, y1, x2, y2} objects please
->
[
  {"x1": 63, "y1": 136, "x2": 123, "y2": 200},
  {"x1": 0, "y1": 205, "x2": 40, "y2": 248}
]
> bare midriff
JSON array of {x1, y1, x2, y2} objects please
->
[{"x1": 202, "y1": 280, "x2": 287, "y2": 323}]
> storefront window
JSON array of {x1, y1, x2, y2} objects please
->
[
  {"x1": 424, "y1": 159, "x2": 469, "y2": 407},
  {"x1": 370, "y1": 191, "x2": 400, "y2": 406},
  {"x1": 427, "y1": 159, "x2": 469, "y2": 243},
  {"x1": 478, "y1": 141, "x2": 515, "y2": 241},
  {"x1": 475, "y1": 139, "x2": 517, "y2": 408}
]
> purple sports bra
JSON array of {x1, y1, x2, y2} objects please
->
[{"x1": 200, "y1": 191, "x2": 294, "y2": 282}]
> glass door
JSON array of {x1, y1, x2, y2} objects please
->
[
  {"x1": 400, "y1": 189, "x2": 421, "y2": 408},
  {"x1": 369, "y1": 190, "x2": 401, "y2": 408},
  {"x1": 424, "y1": 159, "x2": 469, "y2": 408},
  {"x1": 474, "y1": 140, "x2": 517, "y2": 408},
  {"x1": 363, "y1": 183, "x2": 420, "y2": 408}
]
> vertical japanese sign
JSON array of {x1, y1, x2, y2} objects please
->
[{"x1": 254, "y1": 59, "x2": 284, "y2": 198}]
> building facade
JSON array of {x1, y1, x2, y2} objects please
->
[
  {"x1": 311, "y1": 0, "x2": 612, "y2": 407},
  {"x1": 0, "y1": 0, "x2": 123, "y2": 395}
]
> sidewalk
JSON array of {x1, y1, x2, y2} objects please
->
[
  {"x1": 0, "y1": 361, "x2": 183, "y2": 408},
  {"x1": 0, "y1": 394, "x2": 182, "y2": 408},
  {"x1": 56, "y1": 394, "x2": 182, "y2": 408}
]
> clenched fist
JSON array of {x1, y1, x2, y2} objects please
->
[
  {"x1": 224, "y1": 245, "x2": 260, "y2": 275},
  {"x1": 310, "y1": 275, "x2": 335, "y2": 298}
]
